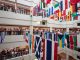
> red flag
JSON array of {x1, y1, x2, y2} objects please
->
[
  {"x1": 71, "y1": 0, "x2": 80, "y2": 5},
  {"x1": 69, "y1": 35, "x2": 74, "y2": 49},
  {"x1": 54, "y1": 43, "x2": 58, "y2": 60},
  {"x1": 65, "y1": 0, "x2": 68, "y2": 9},
  {"x1": 46, "y1": 0, "x2": 51, "y2": 4},
  {"x1": 41, "y1": 38, "x2": 45, "y2": 60}
]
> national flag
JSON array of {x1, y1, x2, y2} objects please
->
[
  {"x1": 46, "y1": 39, "x2": 52, "y2": 60},
  {"x1": 69, "y1": 35, "x2": 74, "y2": 49},
  {"x1": 77, "y1": 34, "x2": 80, "y2": 48},
  {"x1": 73, "y1": 35, "x2": 77, "y2": 50},
  {"x1": 46, "y1": 0, "x2": 51, "y2": 4},
  {"x1": 59, "y1": 1, "x2": 63, "y2": 11},
  {"x1": 45, "y1": 32, "x2": 52, "y2": 60},
  {"x1": 41, "y1": 38, "x2": 45, "y2": 60},
  {"x1": 70, "y1": 5, "x2": 73, "y2": 14},
  {"x1": 0, "y1": 32, "x2": 5, "y2": 43},
  {"x1": 35, "y1": 35, "x2": 42, "y2": 60},
  {"x1": 62, "y1": 34, "x2": 65, "y2": 48},
  {"x1": 58, "y1": 34, "x2": 64, "y2": 48},
  {"x1": 65, "y1": 34, "x2": 70, "y2": 48},
  {"x1": 65, "y1": 0, "x2": 68, "y2": 9},
  {"x1": 40, "y1": 2, "x2": 43, "y2": 10},
  {"x1": 50, "y1": 7, "x2": 54, "y2": 15},
  {"x1": 32, "y1": 35, "x2": 35, "y2": 53},
  {"x1": 49, "y1": 8, "x2": 50, "y2": 16},
  {"x1": 54, "y1": 33, "x2": 58, "y2": 60},
  {"x1": 63, "y1": 0, "x2": 65, "y2": 10},
  {"x1": 38, "y1": 3, "x2": 40, "y2": 12},
  {"x1": 54, "y1": 3, "x2": 59, "y2": 8}
]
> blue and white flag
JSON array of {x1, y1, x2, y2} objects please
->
[{"x1": 35, "y1": 35, "x2": 42, "y2": 60}]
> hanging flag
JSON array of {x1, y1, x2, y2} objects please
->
[
  {"x1": 51, "y1": 7, "x2": 54, "y2": 14},
  {"x1": 0, "y1": 32, "x2": 5, "y2": 43},
  {"x1": 32, "y1": 35, "x2": 35, "y2": 53},
  {"x1": 54, "y1": 33, "x2": 58, "y2": 60},
  {"x1": 48, "y1": 8, "x2": 50, "y2": 16},
  {"x1": 77, "y1": 34, "x2": 80, "y2": 48},
  {"x1": 38, "y1": 3, "x2": 40, "y2": 12},
  {"x1": 46, "y1": 39, "x2": 52, "y2": 60},
  {"x1": 58, "y1": 34, "x2": 64, "y2": 48},
  {"x1": 65, "y1": 34, "x2": 70, "y2": 48},
  {"x1": 54, "y1": 3, "x2": 59, "y2": 8},
  {"x1": 41, "y1": 38, "x2": 45, "y2": 60},
  {"x1": 70, "y1": 5, "x2": 73, "y2": 14},
  {"x1": 72, "y1": 12, "x2": 78, "y2": 17},
  {"x1": 62, "y1": 34, "x2": 65, "y2": 48},
  {"x1": 69, "y1": 35, "x2": 74, "y2": 49},
  {"x1": 46, "y1": 32, "x2": 52, "y2": 60},
  {"x1": 35, "y1": 35, "x2": 42, "y2": 60},
  {"x1": 60, "y1": 1, "x2": 63, "y2": 11},
  {"x1": 65, "y1": 0, "x2": 68, "y2": 9},
  {"x1": 46, "y1": 0, "x2": 51, "y2": 4},
  {"x1": 40, "y1": 2, "x2": 43, "y2": 10},
  {"x1": 73, "y1": 35, "x2": 77, "y2": 50},
  {"x1": 63, "y1": 0, "x2": 65, "y2": 10}
]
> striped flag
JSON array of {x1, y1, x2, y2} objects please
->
[{"x1": 35, "y1": 35, "x2": 42, "y2": 60}]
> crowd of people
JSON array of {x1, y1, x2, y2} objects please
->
[
  {"x1": 0, "y1": 46, "x2": 29, "y2": 60},
  {"x1": 0, "y1": 27, "x2": 25, "y2": 35},
  {"x1": 0, "y1": 2, "x2": 30, "y2": 15}
]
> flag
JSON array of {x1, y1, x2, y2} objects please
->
[
  {"x1": 77, "y1": 34, "x2": 80, "y2": 48},
  {"x1": 54, "y1": 33, "x2": 58, "y2": 60},
  {"x1": 58, "y1": 34, "x2": 64, "y2": 48},
  {"x1": 54, "y1": 3, "x2": 59, "y2": 8},
  {"x1": 40, "y1": 2, "x2": 43, "y2": 10},
  {"x1": 41, "y1": 38, "x2": 45, "y2": 60},
  {"x1": 62, "y1": 34, "x2": 65, "y2": 48},
  {"x1": 65, "y1": 34, "x2": 70, "y2": 48},
  {"x1": 60, "y1": 1, "x2": 63, "y2": 11},
  {"x1": 32, "y1": 35, "x2": 35, "y2": 53},
  {"x1": 49, "y1": 8, "x2": 50, "y2": 16},
  {"x1": 46, "y1": 0, "x2": 51, "y2": 4},
  {"x1": 70, "y1": 5, "x2": 73, "y2": 14},
  {"x1": 46, "y1": 32, "x2": 52, "y2": 60},
  {"x1": 65, "y1": 0, "x2": 68, "y2": 9},
  {"x1": 52, "y1": 7, "x2": 54, "y2": 14},
  {"x1": 69, "y1": 35, "x2": 74, "y2": 49},
  {"x1": 38, "y1": 3, "x2": 40, "y2": 12},
  {"x1": 35, "y1": 35, "x2": 42, "y2": 60},
  {"x1": 46, "y1": 39, "x2": 52, "y2": 60},
  {"x1": 73, "y1": 35, "x2": 77, "y2": 50},
  {"x1": 63, "y1": 0, "x2": 65, "y2": 10},
  {"x1": 0, "y1": 32, "x2": 5, "y2": 43}
]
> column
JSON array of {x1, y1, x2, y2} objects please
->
[{"x1": 66, "y1": 28, "x2": 69, "y2": 33}]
